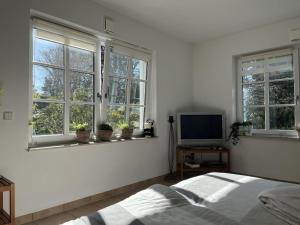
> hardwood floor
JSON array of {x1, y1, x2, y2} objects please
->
[{"x1": 22, "y1": 180, "x2": 176, "y2": 225}]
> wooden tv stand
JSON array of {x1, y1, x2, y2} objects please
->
[{"x1": 176, "y1": 146, "x2": 230, "y2": 180}]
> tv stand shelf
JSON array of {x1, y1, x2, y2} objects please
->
[{"x1": 176, "y1": 147, "x2": 230, "y2": 180}]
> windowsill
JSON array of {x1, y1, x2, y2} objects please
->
[
  {"x1": 240, "y1": 133, "x2": 300, "y2": 141},
  {"x1": 27, "y1": 136, "x2": 158, "y2": 151}
]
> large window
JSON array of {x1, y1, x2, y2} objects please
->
[
  {"x1": 104, "y1": 45, "x2": 150, "y2": 132},
  {"x1": 238, "y1": 48, "x2": 299, "y2": 136},
  {"x1": 30, "y1": 18, "x2": 151, "y2": 145}
]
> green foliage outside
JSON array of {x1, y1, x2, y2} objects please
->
[
  {"x1": 32, "y1": 38, "x2": 94, "y2": 135},
  {"x1": 106, "y1": 106, "x2": 140, "y2": 131},
  {"x1": 242, "y1": 63, "x2": 295, "y2": 130},
  {"x1": 32, "y1": 38, "x2": 144, "y2": 136}
]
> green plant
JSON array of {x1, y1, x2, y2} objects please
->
[
  {"x1": 28, "y1": 120, "x2": 34, "y2": 127},
  {"x1": 72, "y1": 122, "x2": 89, "y2": 132},
  {"x1": 117, "y1": 121, "x2": 134, "y2": 130},
  {"x1": 228, "y1": 121, "x2": 253, "y2": 145},
  {"x1": 98, "y1": 123, "x2": 113, "y2": 131}
]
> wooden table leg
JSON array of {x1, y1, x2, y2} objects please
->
[
  {"x1": 10, "y1": 184, "x2": 15, "y2": 225},
  {"x1": 181, "y1": 152, "x2": 184, "y2": 180},
  {"x1": 0, "y1": 192, "x2": 3, "y2": 209}
]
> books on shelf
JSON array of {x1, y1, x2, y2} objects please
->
[{"x1": 184, "y1": 162, "x2": 200, "y2": 168}]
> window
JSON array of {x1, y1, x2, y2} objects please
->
[
  {"x1": 237, "y1": 48, "x2": 299, "y2": 136},
  {"x1": 103, "y1": 45, "x2": 150, "y2": 132},
  {"x1": 30, "y1": 18, "x2": 151, "y2": 145}
]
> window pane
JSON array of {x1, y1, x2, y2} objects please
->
[
  {"x1": 106, "y1": 105, "x2": 126, "y2": 130},
  {"x1": 241, "y1": 59, "x2": 264, "y2": 75},
  {"x1": 268, "y1": 54, "x2": 293, "y2": 80},
  {"x1": 108, "y1": 77, "x2": 127, "y2": 104},
  {"x1": 242, "y1": 73, "x2": 264, "y2": 83},
  {"x1": 33, "y1": 38, "x2": 64, "y2": 67},
  {"x1": 69, "y1": 47, "x2": 94, "y2": 72},
  {"x1": 110, "y1": 53, "x2": 128, "y2": 76},
  {"x1": 70, "y1": 104, "x2": 94, "y2": 132},
  {"x1": 270, "y1": 106, "x2": 294, "y2": 130},
  {"x1": 269, "y1": 80, "x2": 294, "y2": 105},
  {"x1": 243, "y1": 107, "x2": 265, "y2": 129},
  {"x1": 70, "y1": 72, "x2": 94, "y2": 102},
  {"x1": 129, "y1": 107, "x2": 145, "y2": 130},
  {"x1": 33, "y1": 65, "x2": 64, "y2": 100},
  {"x1": 130, "y1": 80, "x2": 146, "y2": 105},
  {"x1": 243, "y1": 83, "x2": 264, "y2": 106},
  {"x1": 132, "y1": 58, "x2": 147, "y2": 80},
  {"x1": 32, "y1": 102, "x2": 64, "y2": 135}
]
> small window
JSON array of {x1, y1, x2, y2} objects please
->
[
  {"x1": 237, "y1": 48, "x2": 299, "y2": 136},
  {"x1": 31, "y1": 18, "x2": 98, "y2": 144},
  {"x1": 103, "y1": 44, "x2": 151, "y2": 133}
]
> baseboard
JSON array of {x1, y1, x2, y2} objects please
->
[{"x1": 16, "y1": 174, "x2": 167, "y2": 225}]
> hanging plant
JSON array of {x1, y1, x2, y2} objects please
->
[{"x1": 228, "y1": 121, "x2": 253, "y2": 145}]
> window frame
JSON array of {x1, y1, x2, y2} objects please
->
[
  {"x1": 237, "y1": 48, "x2": 300, "y2": 137},
  {"x1": 102, "y1": 42, "x2": 152, "y2": 135},
  {"x1": 29, "y1": 20, "x2": 100, "y2": 145},
  {"x1": 28, "y1": 18, "x2": 153, "y2": 146}
]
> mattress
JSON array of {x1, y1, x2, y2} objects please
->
[{"x1": 63, "y1": 173, "x2": 298, "y2": 225}]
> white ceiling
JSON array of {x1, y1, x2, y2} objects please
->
[{"x1": 91, "y1": 0, "x2": 300, "y2": 43}]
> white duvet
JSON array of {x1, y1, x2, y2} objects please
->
[
  {"x1": 258, "y1": 186, "x2": 300, "y2": 225},
  {"x1": 62, "y1": 173, "x2": 300, "y2": 225}
]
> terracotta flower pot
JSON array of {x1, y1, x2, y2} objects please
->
[
  {"x1": 76, "y1": 130, "x2": 91, "y2": 143},
  {"x1": 97, "y1": 130, "x2": 113, "y2": 141},
  {"x1": 121, "y1": 128, "x2": 133, "y2": 140}
]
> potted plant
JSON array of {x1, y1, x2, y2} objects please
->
[
  {"x1": 97, "y1": 123, "x2": 113, "y2": 141},
  {"x1": 228, "y1": 121, "x2": 253, "y2": 145},
  {"x1": 73, "y1": 122, "x2": 91, "y2": 144},
  {"x1": 118, "y1": 122, "x2": 134, "y2": 140}
]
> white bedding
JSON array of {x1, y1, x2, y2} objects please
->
[
  {"x1": 258, "y1": 185, "x2": 300, "y2": 225},
  {"x1": 172, "y1": 172, "x2": 297, "y2": 225},
  {"x1": 62, "y1": 173, "x2": 300, "y2": 225}
]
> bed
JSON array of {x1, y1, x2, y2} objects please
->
[{"x1": 63, "y1": 172, "x2": 300, "y2": 225}]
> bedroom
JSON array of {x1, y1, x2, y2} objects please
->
[{"x1": 0, "y1": 0, "x2": 300, "y2": 225}]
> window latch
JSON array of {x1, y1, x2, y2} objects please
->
[
  {"x1": 97, "y1": 92, "x2": 102, "y2": 103},
  {"x1": 296, "y1": 95, "x2": 299, "y2": 105}
]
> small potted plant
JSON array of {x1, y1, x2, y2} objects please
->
[
  {"x1": 118, "y1": 122, "x2": 134, "y2": 140},
  {"x1": 97, "y1": 123, "x2": 113, "y2": 141},
  {"x1": 228, "y1": 121, "x2": 253, "y2": 145},
  {"x1": 73, "y1": 122, "x2": 91, "y2": 144},
  {"x1": 238, "y1": 121, "x2": 253, "y2": 136}
]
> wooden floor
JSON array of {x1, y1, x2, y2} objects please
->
[{"x1": 22, "y1": 180, "x2": 176, "y2": 225}]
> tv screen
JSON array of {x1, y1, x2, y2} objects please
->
[{"x1": 177, "y1": 113, "x2": 225, "y2": 146}]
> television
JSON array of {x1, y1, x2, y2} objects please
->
[{"x1": 177, "y1": 112, "x2": 225, "y2": 146}]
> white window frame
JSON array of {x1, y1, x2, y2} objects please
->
[
  {"x1": 28, "y1": 17, "x2": 153, "y2": 146},
  {"x1": 102, "y1": 42, "x2": 152, "y2": 136},
  {"x1": 29, "y1": 19, "x2": 101, "y2": 146},
  {"x1": 237, "y1": 48, "x2": 300, "y2": 137}
]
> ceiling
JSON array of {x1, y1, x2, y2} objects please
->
[{"x1": 91, "y1": 0, "x2": 300, "y2": 43}]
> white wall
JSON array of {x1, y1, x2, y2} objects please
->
[
  {"x1": 0, "y1": 0, "x2": 193, "y2": 216},
  {"x1": 193, "y1": 17, "x2": 300, "y2": 183}
]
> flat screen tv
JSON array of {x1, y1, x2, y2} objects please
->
[{"x1": 177, "y1": 112, "x2": 225, "y2": 146}]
